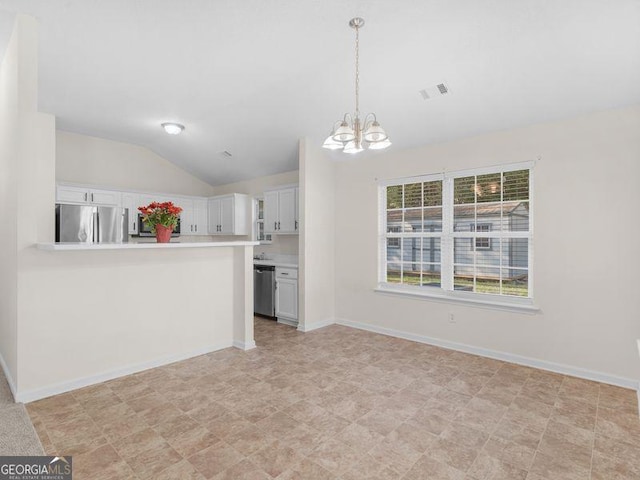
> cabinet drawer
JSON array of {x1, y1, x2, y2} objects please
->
[{"x1": 275, "y1": 267, "x2": 297, "y2": 279}]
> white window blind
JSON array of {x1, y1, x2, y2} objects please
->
[{"x1": 379, "y1": 162, "x2": 533, "y2": 302}]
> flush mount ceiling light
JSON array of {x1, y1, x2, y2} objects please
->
[
  {"x1": 161, "y1": 122, "x2": 185, "y2": 135},
  {"x1": 323, "y1": 18, "x2": 390, "y2": 154}
]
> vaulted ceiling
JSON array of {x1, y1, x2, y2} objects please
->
[{"x1": 0, "y1": 0, "x2": 639, "y2": 185}]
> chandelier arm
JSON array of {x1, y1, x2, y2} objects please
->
[{"x1": 363, "y1": 113, "x2": 377, "y2": 129}]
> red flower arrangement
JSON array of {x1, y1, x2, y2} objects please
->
[{"x1": 138, "y1": 201, "x2": 183, "y2": 234}]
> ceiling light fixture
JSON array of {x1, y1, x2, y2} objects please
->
[
  {"x1": 161, "y1": 122, "x2": 185, "y2": 135},
  {"x1": 323, "y1": 18, "x2": 390, "y2": 153}
]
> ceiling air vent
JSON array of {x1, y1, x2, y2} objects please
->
[
  {"x1": 219, "y1": 151, "x2": 232, "y2": 158},
  {"x1": 419, "y1": 82, "x2": 450, "y2": 100}
]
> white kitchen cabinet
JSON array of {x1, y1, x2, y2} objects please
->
[
  {"x1": 121, "y1": 192, "x2": 140, "y2": 235},
  {"x1": 193, "y1": 199, "x2": 208, "y2": 235},
  {"x1": 264, "y1": 191, "x2": 279, "y2": 235},
  {"x1": 180, "y1": 198, "x2": 208, "y2": 235},
  {"x1": 264, "y1": 187, "x2": 298, "y2": 234},
  {"x1": 208, "y1": 194, "x2": 249, "y2": 235},
  {"x1": 56, "y1": 185, "x2": 121, "y2": 206},
  {"x1": 275, "y1": 267, "x2": 298, "y2": 325}
]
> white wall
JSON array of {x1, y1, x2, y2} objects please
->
[
  {"x1": 333, "y1": 105, "x2": 640, "y2": 386},
  {"x1": 16, "y1": 247, "x2": 240, "y2": 400},
  {"x1": 0, "y1": 15, "x2": 56, "y2": 397},
  {"x1": 0, "y1": 13, "x2": 21, "y2": 390},
  {"x1": 211, "y1": 170, "x2": 299, "y2": 255},
  {"x1": 56, "y1": 130, "x2": 216, "y2": 197},
  {"x1": 299, "y1": 138, "x2": 335, "y2": 330}
]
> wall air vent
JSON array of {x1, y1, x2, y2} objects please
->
[{"x1": 437, "y1": 83, "x2": 449, "y2": 95}]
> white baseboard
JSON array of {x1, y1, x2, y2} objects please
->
[
  {"x1": 16, "y1": 341, "x2": 233, "y2": 404},
  {"x1": 336, "y1": 318, "x2": 640, "y2": 391},
  {"x1": 277, "y1": 318, "x2": 299, "y2": 328},
  {"x1": 297, "y1": 318, "x2": 335, "y2": 333},
  {"x1": 0, "y1": 351, "x2": 17, "y2": 402},
  {"x1": 233, "y1": 340, "x2": 256, "y2": 351}
]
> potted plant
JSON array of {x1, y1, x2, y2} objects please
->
[{"x1": 138, "y1": 201, "x2": 183, "y2": 243}]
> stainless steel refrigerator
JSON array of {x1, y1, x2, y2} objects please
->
[{"x1": 55, "y1": 204, "x2": 128, "y2": 243}]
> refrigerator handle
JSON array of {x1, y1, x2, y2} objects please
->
[{"x1": 93, "y1": 208, "x2": 100, "y2": 243}]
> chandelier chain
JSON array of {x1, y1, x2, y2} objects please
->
[{"x1": 355, "y1": 23, "x2": 359, "y2": 119}]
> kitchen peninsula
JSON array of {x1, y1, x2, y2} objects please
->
[{"x1": 16, "y1": 240, "x2": 257, "y2": 402}]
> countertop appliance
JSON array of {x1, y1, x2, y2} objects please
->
[
  {"x1": 56, "y1": 204, "x2": 128, "y2": 243},
  {"x1": 254, "y1": 264, "x2": 275, "y2": 317},
  {"x1": 137, "y1": 213, "x2": 180, "y2": 237}
]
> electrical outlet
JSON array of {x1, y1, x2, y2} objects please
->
[{"x1": 448, "y1": 313, "x2": 456, "y2": 324}]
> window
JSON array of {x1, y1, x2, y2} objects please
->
[
  {"x1": 379, "y1": 163, "x2": 532, "y2": 303},
  {"x1": 472, "y1": 224, "x2": 491, "y2": 250}
]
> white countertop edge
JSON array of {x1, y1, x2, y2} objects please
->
[
  {"x1": 37, "y1": 241, "x2": 259, "y2": 251},
  {"x1": 253, "y1": 260, "x2": 298, "y2": 268}
]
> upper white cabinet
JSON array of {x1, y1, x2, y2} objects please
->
[
  {"x1": 264, "y1": 187, "x2": 299, "y2": 234},
  {"x1": 180, "y1": 198, "x2": 208, "y2": 235},
  {"x1": 56, "y1": 185, "x2": 121, "y2": 206},
  {"x1": 121, "y1": 192, "x2": 140, "y2": 235},
  {"x1": 208, "y1": 194, "x2": 249, "y2": 235}
]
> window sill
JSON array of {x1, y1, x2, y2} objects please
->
[{"x1": 374, "y1": 285, "x2": 540, "y2": 314}]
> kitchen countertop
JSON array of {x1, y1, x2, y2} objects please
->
[
  {"x1": 253, "y1": 259, "x2": 298, "y2": 269},
  {"x1": 38, "y1": 241, "x2": 259, "y2": 251}
]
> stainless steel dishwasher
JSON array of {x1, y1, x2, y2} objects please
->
[{"x1": 254, "y1": 265, "x2": 275, "y2": 317}]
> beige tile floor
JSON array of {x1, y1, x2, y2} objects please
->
[{"x1": 27, "y1": 318, "x2": 640, "y2": 480}]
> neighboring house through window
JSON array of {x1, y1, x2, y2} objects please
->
[{"x1": 379, "y1": 162, "x2": 532, "y2": 302}]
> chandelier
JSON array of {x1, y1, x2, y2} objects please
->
[{"x1": 322, "y1": 18, "x2": 391, "y2": 153}]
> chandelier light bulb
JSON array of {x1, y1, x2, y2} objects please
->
[
  {"x1": 368, "y1": 138, "x2": 392, "y2": 150},
  {"x1": 322, "y1": 135, "x2": 344, "y2": 150},
  {"x1": 332, "y1": 121, "x2": 356, "y2": 142},
  {"x1": 363, "y1": 121, "x2": 388, "y2": 143}
]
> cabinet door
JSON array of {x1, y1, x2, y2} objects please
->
[
  {"x1": 264, "y1": 190, "x2": 279, "y2": 234},
  {"x1": 219, "y1": 196, "x2": 234, "y2": 234},
  {"x1": 208, "y1": 198, "x2": 221, "y2": 234},
  {"x1": 89, "y1": 189, "x2": 121, "y2": 206},
  {"x1": 121, "y1": 193, "x2": 139, "y2": 235},
  {"x1": 180, "y1": 199, "x2": 195, "y2": 235},
  {"x1": 193, "y1": 199, "x2": 208, "y2": 235},
  {"x1": 56, "y1": 185, "x2": 89, "y2": 204},
  {"x1": 275, "y1": 278, "x2": 298, "y2": 320},
  {"x1": 277, "y1": 188, "x2": 297, "y2": 233}
]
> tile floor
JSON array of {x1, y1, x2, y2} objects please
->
[{"x1": 27, "y1": 318, "x2": 640, "y2": 479}]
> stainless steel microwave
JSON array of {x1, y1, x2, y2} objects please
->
[{"x1": 136, "y1": 213, "x2": 180, "y2": 237}]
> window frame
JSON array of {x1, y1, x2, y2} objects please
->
[{"x1": 377, "y1": 161, "x2": 535, "y2": 311}]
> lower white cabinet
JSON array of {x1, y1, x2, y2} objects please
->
[{"x1": 275, "y1": 267, "x2": 298, "y2": 326}]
